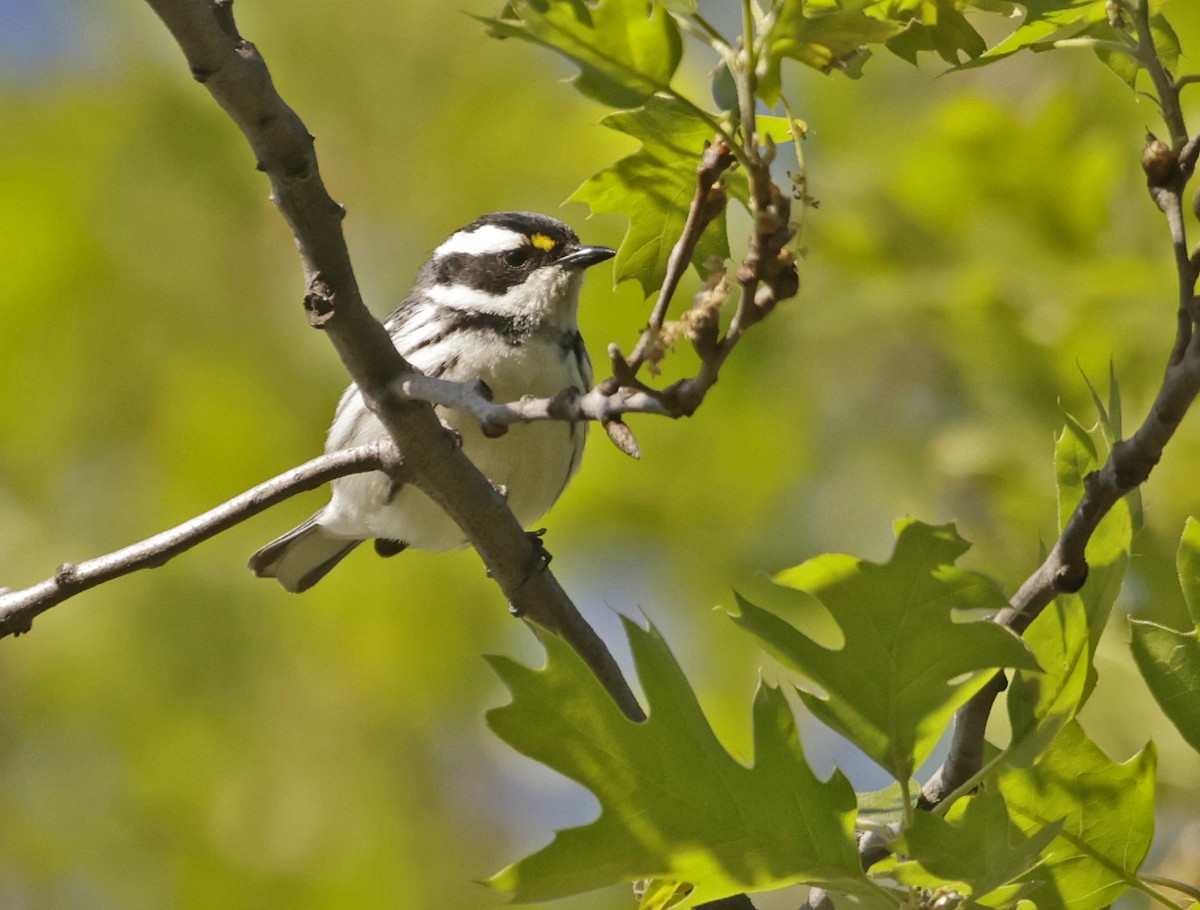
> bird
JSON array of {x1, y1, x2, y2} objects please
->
[{"x1": 248, "y1": 211, "x2": 615, "y2": 592}]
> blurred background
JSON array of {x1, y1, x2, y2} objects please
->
[{"x1": 2, "y1": 1, "x2": 1200, "y2": 907}]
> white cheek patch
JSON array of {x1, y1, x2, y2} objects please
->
[
  {"x1": 423, "y1": 282, "x2": 515, "y2": 312},
  {"x1": 422, "y1": 269, "x2": 580, "y2": 322},
  {"x1": 433, "y1": 224, "x2": 526, "y2": 258}
]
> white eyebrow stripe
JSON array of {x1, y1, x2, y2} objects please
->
[{"x1": 433, "y1": 224, "x2": 527, "y2": 258}]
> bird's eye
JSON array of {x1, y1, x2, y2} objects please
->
[{"x1": 503, "y1": 246, "x2": 535, "y2": 269}]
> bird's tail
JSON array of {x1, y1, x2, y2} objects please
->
[{"x1": 248, "y1": 513, "x2": 360, "y2": 593}]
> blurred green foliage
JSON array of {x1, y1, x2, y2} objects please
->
[{"x1": 3, "y1": 1, "x2": 1200, "y2": 908}]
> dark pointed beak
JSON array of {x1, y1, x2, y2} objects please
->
[{"x1": 559, "y1": 244, "x2": 616, "y2": 270}]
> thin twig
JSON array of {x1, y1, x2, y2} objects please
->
[
  {"x1": 624, "y1": 141, "x2": 737, "y2": 374},
  {"x1": 0, "y1": 443, "x2": 400, "y2": 638}
]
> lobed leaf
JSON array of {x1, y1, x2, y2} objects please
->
[
  {"x1": 882, "y1": 787, "x2": 1062, "y2": 902},
  {"x1": 952, "y1": 0, "x2": 1179, "y2": 90},
  {"x1": 487, "y1": 619, "x2": 884, "y2": 907},
  {"x1": 1003, "y1": 418, "x2": 1131, "y2": 767},
  {"x1": 758, "y1": 0, "x2": 908, "y2": 102},
  {"x1": 731, "y1": 519, "x2": 1037, "y2": 784},
  {"x1": 996, "y1": 721, "x2": 1156, "y2": 910},
  {"x1": 480, "y1": 0, "x2": 682, "y2": 108},
  {"x1": 882, "y1": 0, "x2": 989, "y2": 66},
  {"x1": 570, "y1": 96, "x2": 732, "y2": 297},
  {"x1": 1005, "y1": 595, "x2": 1090, "y2": 770},
  {"x1": 1053, "y1": 418, "x2": 1132, "y2": 668}
]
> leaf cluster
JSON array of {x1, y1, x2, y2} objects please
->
[
  {"x1": 475, "y1": 1, "x2": 1200, "y2": 907},
  {"x1": 489, "y1": 420, "x2": 1190, "y2": 909}
]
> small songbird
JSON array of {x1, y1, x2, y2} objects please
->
[{"x1": 248, "y1": 211, "x2": 615, "y2": 592}]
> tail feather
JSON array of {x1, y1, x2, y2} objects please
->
[{"x1": 249, "y1": 514, "x2": 361, "y2": 593}]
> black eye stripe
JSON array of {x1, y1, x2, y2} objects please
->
[{"x1": 430, "y1": 247, "x2": 557, "y2": 294}]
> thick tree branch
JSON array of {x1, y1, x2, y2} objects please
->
[
  {"x1": 0, "y1": 443, "x2": 400, "y2": 637},
  {"x1": 107, "y1": 0, "x2": 647, "y2": 722}
]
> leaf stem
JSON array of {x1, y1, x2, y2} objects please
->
[
  {"x1": 1132, "y1": 878, "x2": 1188, "y2": 910},
  {"x1": 1052, "y1": 37, "x2": 1137, "y2": 55},
  {"x1": 1142, "y1": 875, "x2": 1200, "y2": 904},
  {"x1": 684, "y1": 12, "x2": 732, "y2": 53}
]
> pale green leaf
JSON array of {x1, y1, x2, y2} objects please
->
[
  {"x1": 731, "y1": 519, "x2": 1037, "y2": 784},
  {"x1": 965, "y1": 0, "x2": 1111, "y2": 65},
  {"x1": 1005, "y1": 595, "x2": 1091, "y2": 770},
  {"x1": 638, "y1": 879, "x2": 693, "y2": 909},
  {"x1": 1054, "y1": 418, "x2": 1132, "y2": 656},
  {"x1": 1178, "y1": 515, "x2": 1200, "y2": 626},
  {"x1": 952, "y1": 0, "x2": 1178, "y2": 94},
  {"x1": 1078, "y1": 362, "x2": 1142, "y2": 527},
  {"x1": 994, "y1": 420, "x2": 1130, "y2": 776}
]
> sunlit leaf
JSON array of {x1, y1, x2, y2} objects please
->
[
  {"x1": 1005, "y1": 595, "x2": 1090, "y2": 769},
  {"x1": 571, "y1": 96, "x2": 731, "y2": 296},
  {"x1": 882, "y1": 788, "x2": 1061, "y2": 901},
  {"x1": 963, "y1": 0, "x2": 1111, "y2": 64},
  {"x1": 758, "y1": 0, "x2": 908, "y2": 102},
  {"x1": 731, "y1": 520, "x2": 1037, "y2": 784},
  {"x1": 487, "y1": 619, "x2": 882, "y2": 907},
  {"x1": 997, "y1": 721, "x2": 1156, "y2": 910},
  {"x1": 952, "y1": 0, "x2": 1178, "y2": 90},
  {"x1": 1054, "y1": 417, "x2": 1131, "y2": 657},
  {"x1": 479, "y1": 0, "x2": 682, "y2": 108}
]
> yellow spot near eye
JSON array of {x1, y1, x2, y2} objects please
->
[{"x1": 530, "y1": 233, "x2": 557, "y2": 252}]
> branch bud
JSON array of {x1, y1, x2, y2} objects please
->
[
  {"x1": 1142, "y1": 137, "x2": 1177, "y2": 187},
  {"x1": 1105, "y1": 0, "x2": 1125, "y2": 29}
]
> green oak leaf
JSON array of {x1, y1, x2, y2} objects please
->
[
  {"x1": 479, "y1": 0, "x2": 682, "y2": 108},
  {"x1": 758, "y1": 0, "x2": 908, "y2": 102},
  {"x1": 996, "y1": 721, "x2": 1156, "y2": 910},
  {"x1": 487, "y1": 618, "x2": 882, "y2": 907},
  {"x1": 881, "y1": 787, "x2": 1062, "y2": 902},
  {"x1": 1130, "y1": 517, "x2": 1200, "y2": 753},
  {"x1": 878, "y1": 0, "x2": 988, "y2": 66},
  {"x1": 953, "y1": 0, "x2": 1179, "y2": 87},
  {"x1": 571, "y1": 96, "x2": 732, "y2": 297},
  {"x1": 1054, "y1": 416, "x2": 1132, "y2": 667},
  {"x1": 1004, "y1": 419, "x2": 1131, "y2": 769},
  {"x1": 1092, "y1": 10, "x2": 1180, "y2": 85},
  {"x1": 1004, "y1": 594, "x2": 1090, "y2": 770},
  {"x1": 731, "y1": 519, "x2": 1037, "y2": 784},
  {"x1": 1079, "y1": 362, "x2": 1141, "y2": 529}
]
